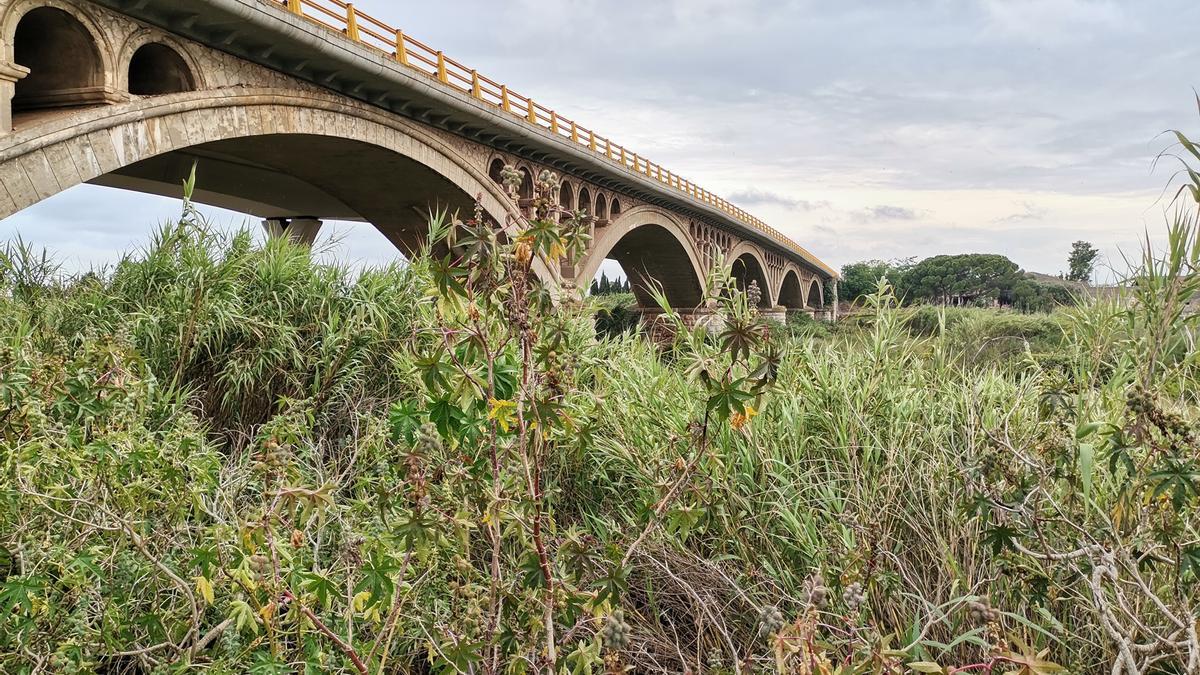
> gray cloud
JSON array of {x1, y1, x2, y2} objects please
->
[
  {"x1": 852, "y1": 206, "x2": 924, "y2": 223},
  {"x1": 727, "y1": 189, "x2": 829, "y2": 211}
]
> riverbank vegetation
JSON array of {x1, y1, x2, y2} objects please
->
[{"x1": 1, "y1": 142, "x2": 1199, "y2": 673}]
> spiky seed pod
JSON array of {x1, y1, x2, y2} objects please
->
[
  {"x1": 757, "y1": 605, "x2": 785, "y2": 637},
  {"x1": 804, "y1": 573, "x2": 829, "y2": 609},
  {"x1": 536, "y1": 169, "x2": 559, "y2": 195},
  {"x1": 601, "y1": 609, "x2": 632, "y2": 651},
  {"x1": 415, "y1": 422, "x2": 442, "y2": 455},
  {"x1": 842, "y1": 582, "x2": 866, "y2": 610},
  {"x1": 966, "y1": 599, "x2": 1000, "y2": 626},
  {"x1": 499, "y1": 165, "x2": 523, "y2": 194}
]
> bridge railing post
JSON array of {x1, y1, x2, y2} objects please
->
[
  {"x1": 435, "y1": 52, "x2": 448, "y2": 83},
  {"x1": 394, "y1": 30, "x2": 409, "y2": 65},
  {"x1": 345, "y1": 4, "x2": 360, "y2": 41}
]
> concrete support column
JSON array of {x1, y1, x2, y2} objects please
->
[
  {"x1": 0, "y1": 61, "x2": 30, "y2": 135},
  {"x1": 639, "y1": 306, "x2": 726, "y2": 334},
  {"x1": 762, "y1": 305, "x2": 787, "y2": 324},
  {"x1": 262, "y1": 217, "x2": 323, "y2": 246},
  {"x1": 831, "y1": 279, "x2": 839, "y2": 322}
]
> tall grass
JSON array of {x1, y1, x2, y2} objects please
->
[{"x1": 0, "y1": 194, "x2": 1197, "y2": 672}]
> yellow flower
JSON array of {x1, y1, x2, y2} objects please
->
[
  {"x1": 487, "y1": 398, "x2": 517, "y2": 433},
  {"x1": 730, "y1": 405, "x2": 758, "y2": 431}
]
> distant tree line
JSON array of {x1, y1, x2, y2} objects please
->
[
  {"x1": 840, "y1": 241, "x2": 1097, "y2": 313},
  {"x1": 590, "y1": 272, "x2": 632, "y2": 295}
]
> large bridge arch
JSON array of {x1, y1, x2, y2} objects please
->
[
  {"x1": 726, "y1": 241, "x2": 775, "y2": 308},
  {"x1": 0, "y1": 88, "x2": 545, "y2": 269},
  {"x1": 777, "y1": 267, "x2": 806, "y2": 310},
  {"x1": 577, "y1": 205, "x2": 707, "y2": 309}
]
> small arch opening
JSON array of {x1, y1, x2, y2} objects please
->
[
  {"x1": 488, "y1": 158, "x2": 505, "y2": 184},
  {"x1": 595, "y1": 193, "x2": 608, "y2": 220},
  {"x1": 518, "y1": 167, "x2": 533, "y2": 199},
  {"x1": 578, "y1": 187, "x2": 592, "y2": 216},
  {"x1": 13, "y1": 7, "x2": 105, "y2": 111},
  {"x1": 610, "y1": 198, "x2": 622, "y2": 218},
  {"x1": 559, "y1": 180, "x2": 574, "y2": 211},
  {"x1": 128, "y1": 43, "x2": 195, "y2": 95}
]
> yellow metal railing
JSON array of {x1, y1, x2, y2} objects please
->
[{"x1": 267, "y1": 0, "x2": 834, "y2": 276}]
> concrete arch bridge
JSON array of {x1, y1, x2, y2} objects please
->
[{"x1": 0, "y1": 0, "x2": 837, "y2": 321}]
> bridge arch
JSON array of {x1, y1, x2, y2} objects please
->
[
  {"x1": 578, "y1": 186, "x2": 592, "y2": 217},
  {"x1": 578, "y1": 205, "x2": 706, "y2": 309},
  {"x1": 807, "y1": 278, "x2": 824, "y2": 308},
  {"x1": 777, "y1": 268, "x2": 806, "y2": 310},
  {"x1": 727, "y1": 242, "x2": 774, "y2": 307},
  {"x1": 559, "y1": 179, "x2": 574, "y2": 211},
  {"x1": 517, "y1": 166, "x2": 533, "y2": 199},
  {"x1": 0, "y1": 88, "x2": 551, "y2": 275},
  {"x1": 118, "y1": 30, "x2": 202, "y2": 96},
  {"x1": 5, "y1": 0, "x2": 117, "y2": 111},
  {"x1": 595, "y1": 193, "x2": 608, "y2": 220}
]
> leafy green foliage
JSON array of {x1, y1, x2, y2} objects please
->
[
  {"x1": 899, "y1": 253, "x2": 1023, "y2": 304},
  {"x1": 1067, "y1": 240, "x2": 1100, "y2": 283}
]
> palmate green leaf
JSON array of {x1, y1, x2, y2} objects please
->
[
  {"x1": 300, "y1": 571, "x2": 337, "y2": 609},
  {"x1": 355, "y1": 549, "x2": 401, "y2": 604},
  {"x1": 434, "y1": 635, "x2": 484, "y2": 674},
  {"x1": 414, "y1": 347, "x2": 455, "y2": 392},
  {"x1": 428, "y1": 397, "x2": 467, "y2": 437},
  {"x1": 982, "y1": 523, "x2": 1022, "y2": 554},
  {"x1": 229, "y1": 599, "x2": 258, "y2": 636},
  {"x1": 719, "y1": 314, "x2": 761, "y2": 363},
  {"x1": 705, "y1": 378, "x2": 753, "y2": 421},
  {"x1": 1180, "y1": 546, "x2": 1200, "y2": 583},
  {"x1": 388, "y1": 399, "x2": 421, "y2": 444},
  {"x1": 592, "y1": 561, "x2": 629, "y2": 607},
  {"x1": 0, "y1": 575, "x2": 45, "y2": 614},
  {"x1": 1148, "y1": 458, "x2": 1200, "y2": 510}
]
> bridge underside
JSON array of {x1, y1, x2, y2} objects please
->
[{"x1": 90, "y1": 134, "x2": 477, "y2": 255}]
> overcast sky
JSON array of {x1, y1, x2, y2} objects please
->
[{"x1": 5, "y1": 0, "x2": 1200, "y2": 280}]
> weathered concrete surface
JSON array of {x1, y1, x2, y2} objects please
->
[{"x1": 0, "y1": 0, "x2": 835, "y2": 313}]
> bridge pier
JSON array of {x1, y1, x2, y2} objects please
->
[
  {"x1": 262, "y1": 217, "x2": 323, "y2": 246},
  {"x1": 761, "y1": 306, "x2": 787, "y2": 324},
  {"x1": 0, "y1": 62, "x2": 29, "y2": 134}
]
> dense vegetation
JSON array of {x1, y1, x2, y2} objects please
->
[
  {"x1": 1, "y1": 141, "x2": 1199, "y2": 674},
  {"x1": 839, "y1": 254, "x2": 1081, "y2": 312}
]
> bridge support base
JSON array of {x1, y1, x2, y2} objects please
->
[
  {"x1": 262, "y1": 217, "x2": 323, "y2": 246},
  {"x1": 0, "y1": 62, "x2": 30, "y2": 135},
  {"x1": 761, "y1": 306, "x2": 787, "y2": 324}
]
